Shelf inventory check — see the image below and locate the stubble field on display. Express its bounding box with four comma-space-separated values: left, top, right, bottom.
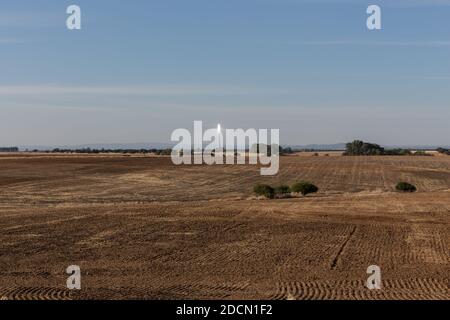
0, 153, 448, 300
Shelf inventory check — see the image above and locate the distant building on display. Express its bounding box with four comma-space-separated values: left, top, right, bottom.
0, 147, 19, 152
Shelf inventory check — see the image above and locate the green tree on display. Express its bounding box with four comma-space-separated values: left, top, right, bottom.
291, 182, 319, 196
344, 140, 384, 155
395, 182, 417, 192
274, 185, 291, 195
253, 184, 275, 199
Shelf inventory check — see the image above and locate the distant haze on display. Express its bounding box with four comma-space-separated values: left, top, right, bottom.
16, 142, 450, 152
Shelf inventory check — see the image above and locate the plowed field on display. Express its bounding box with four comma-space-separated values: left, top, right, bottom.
0, 154, 448, 300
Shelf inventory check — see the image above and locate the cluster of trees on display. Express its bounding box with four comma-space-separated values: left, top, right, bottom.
255, 180, 416, 199
344, 140, 431, 156
344, 140, 385, 155
280, 146, 295, 154
254, 181, 319, 199
0, 147, 19, 152
437, 148, 450, 155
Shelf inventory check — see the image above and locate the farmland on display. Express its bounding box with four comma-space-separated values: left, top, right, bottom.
0, 154, 449, 300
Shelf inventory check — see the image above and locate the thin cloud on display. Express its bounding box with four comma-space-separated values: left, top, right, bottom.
409, 75, 450, 80
0, 85, 289, 96
288, 40, 450, 46
265, 0, 450, 7
0, 12, 60, 28
378, 0, 450, 7
0, 38, 24, 44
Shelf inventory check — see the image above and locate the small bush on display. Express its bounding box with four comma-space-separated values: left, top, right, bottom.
291, 181, 319, 196
274, 185, 291, 195
253, 184, 275, 199
395, 182, 417, 192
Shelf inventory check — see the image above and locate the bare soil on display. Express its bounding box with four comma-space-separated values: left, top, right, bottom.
0, 154, 448, 300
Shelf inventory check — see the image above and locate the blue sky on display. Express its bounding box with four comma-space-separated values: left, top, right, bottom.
1, 0, 449, 146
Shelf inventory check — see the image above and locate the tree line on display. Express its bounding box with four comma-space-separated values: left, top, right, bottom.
437, 148, 450, 155
33, 148, 173, 155
343, 140, 433, 156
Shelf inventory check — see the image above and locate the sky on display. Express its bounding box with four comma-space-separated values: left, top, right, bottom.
0, 0, 449, 147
